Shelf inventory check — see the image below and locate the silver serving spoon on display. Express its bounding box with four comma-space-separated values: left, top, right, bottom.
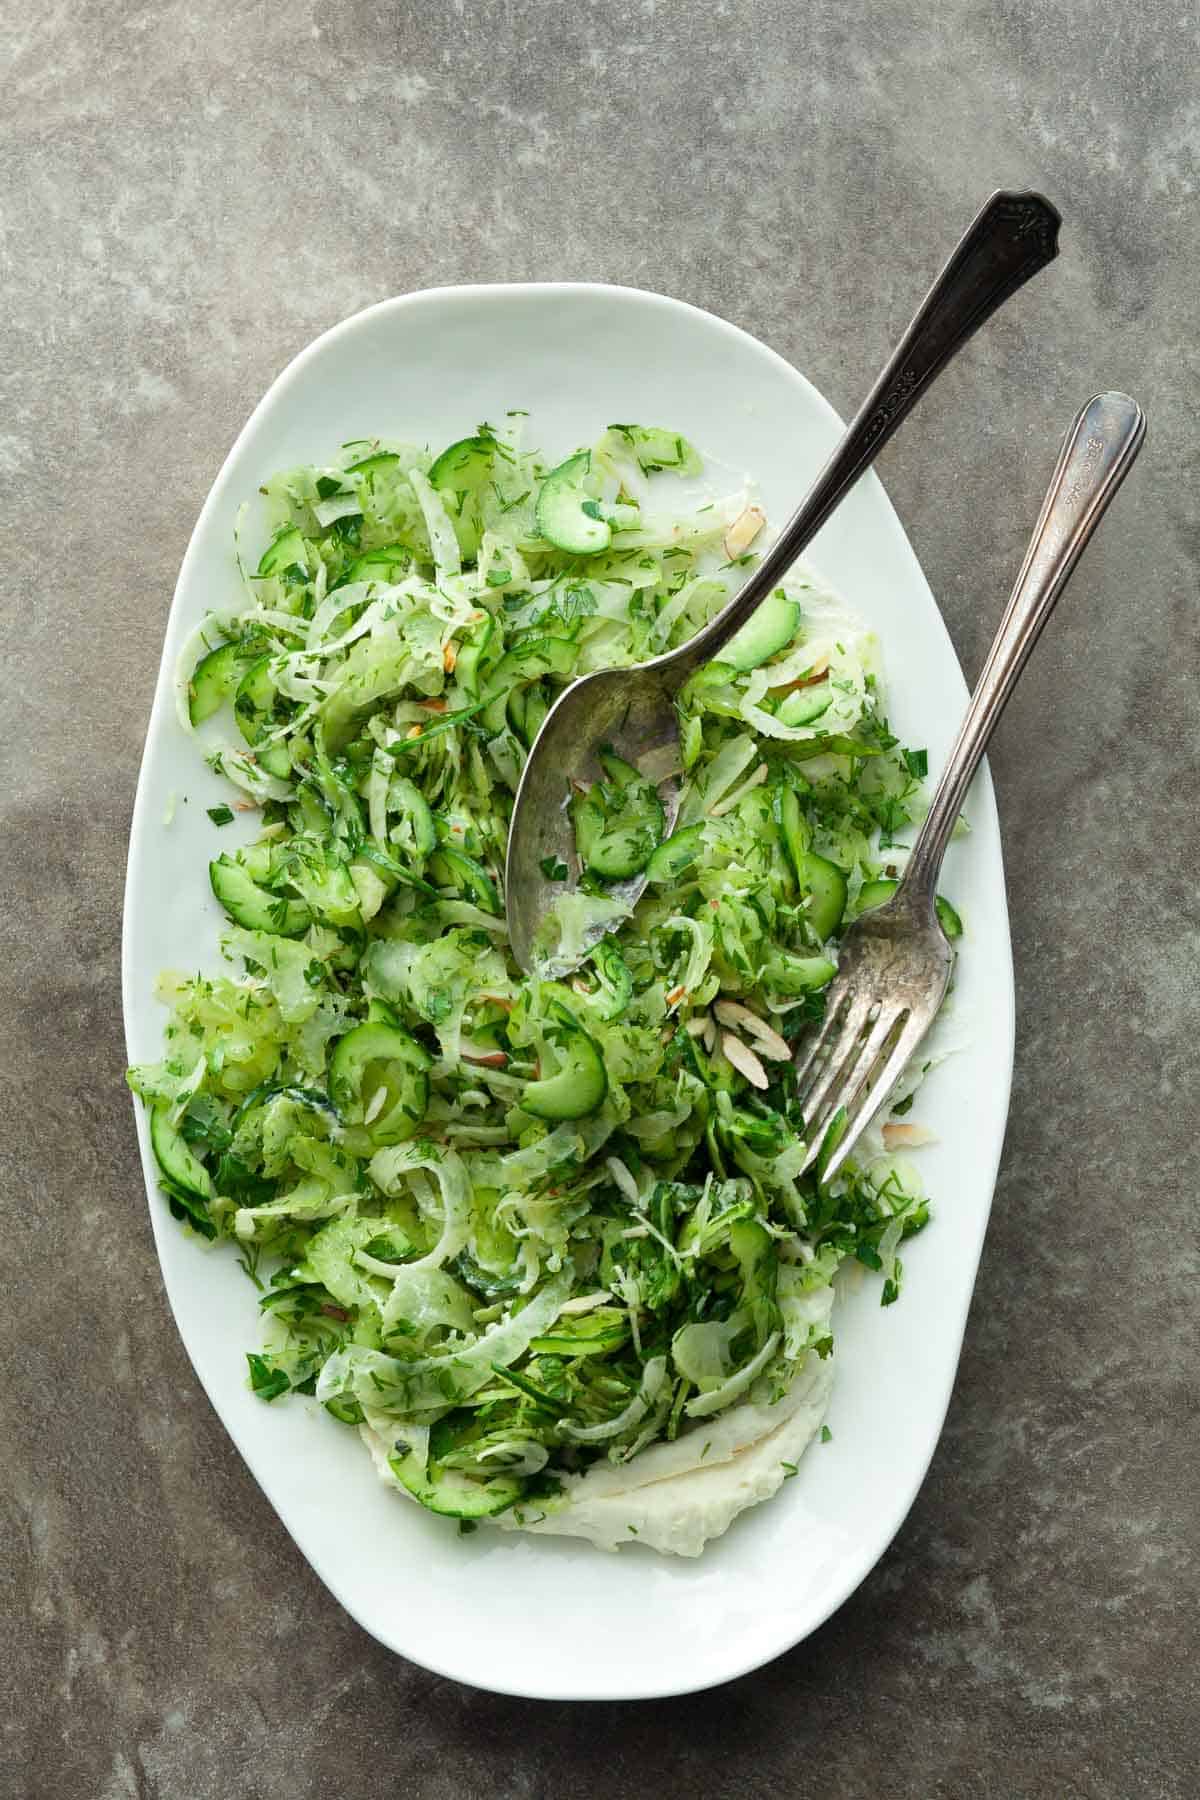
505, 190, 1061, 971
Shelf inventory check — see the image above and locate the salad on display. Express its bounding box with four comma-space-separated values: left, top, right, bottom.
128, 416, 959, 1556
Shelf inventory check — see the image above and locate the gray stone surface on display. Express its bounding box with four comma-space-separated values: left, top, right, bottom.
2, 0, 1196, 1793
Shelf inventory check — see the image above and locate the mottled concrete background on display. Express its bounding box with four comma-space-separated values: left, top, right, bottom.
2, 1, 1196, 1795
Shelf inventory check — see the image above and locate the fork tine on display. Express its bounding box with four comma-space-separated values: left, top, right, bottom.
791, 978, 852, 1089
820, 1008, 934, 1187
798, 1001, 905, 1175
794, 991, 875, 1131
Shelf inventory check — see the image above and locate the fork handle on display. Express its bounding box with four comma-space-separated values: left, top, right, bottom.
901, 390, 1146, 904
667, 189, 1061, 682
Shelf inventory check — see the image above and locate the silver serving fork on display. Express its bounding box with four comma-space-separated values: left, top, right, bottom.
794, 390, 1145, 1185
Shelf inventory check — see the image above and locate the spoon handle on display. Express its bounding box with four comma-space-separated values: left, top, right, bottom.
901, 390, 1146, 900
667, 189, 1061, 681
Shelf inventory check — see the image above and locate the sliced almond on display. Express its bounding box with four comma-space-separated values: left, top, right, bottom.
559, 1290, 613, 1316
882, 1121, 937, 1150
460, 1041, 508, 1068
443, 641, 458, 673
771, 653, 830, 693
685, 1014, 710, 1038
406, 724, 424, 739
701, 1017, 717, 1052
665, 984, 688, 1008
605, 1156, 641, 1205
713, 999, 791, 1062
721, 1031, 769, 1090
709, 762, 769, 817
420, 697, 448, 713
723, 504, 766, 560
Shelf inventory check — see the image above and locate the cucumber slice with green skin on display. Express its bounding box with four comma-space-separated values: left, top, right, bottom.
529, 1306, 631, 1356
427, 845, 501, 914
256, 525, 306, 578
346, 451, 401, 476
520, 684, 550, 748
645, 823, 704, 884
569, 791, 605, 868
342, 542, 410, 585
729, 1217, 778, 1341
764, 950, 838, 993
523, 1010, 608, 1120
776, 681, 833, 728
775, 784, 810, 884
209, 855, 312, 936
329, 1022, 431, 1144
388, 775, 436, 859
722, 588, 802, 672
574, 747, 665, 880
586, 816, 663, 879
535, 452, 611, 556
856, 878, 963, 939
481, 636, 579, 732
150, 1102, 214, 1201
281, 844, 362, 929
388, 1444, 523, 1519
189, 642, 254, 726
682, 660, 739, 697
588, 937, 633, 1018
234, 655, 292, 779
596, 747, 643, 788
454, 615, 495, 696
428, 435, 497, 561
505, 686, 526, 742
800, 851, 848, 941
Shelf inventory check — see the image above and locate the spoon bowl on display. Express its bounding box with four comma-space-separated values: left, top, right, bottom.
504, 659, 683, 971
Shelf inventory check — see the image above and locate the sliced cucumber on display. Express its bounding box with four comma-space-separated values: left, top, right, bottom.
342, 542, 410, 585
346, 450, 401, 476
427, 435, 497, 561
454, 615, 495, 696
800, 851, 848, 941
587, 817, 663, 879
519, 684, 550, 748
535, 452, 611, 556
856, 878, 963, 939
209, 854, 311, 936
388, 1443, 522, 1519
280, 843, 362, 929
569, 790, 605, 868
574, 751, 665, 880
595, 747, 640, 788
775, 784, 810, 883
523, 1010, 608, 1120
234, 655, 291, 779
776, 681, 833, 727
366, 998, 401, 1025
481, 636, 579, 733
388, 775, 436, 860
329, 1022, 431, 1144
149, 1102, 214, 1201
256, 525, 306, 578
529, 1306, 630, 1356
723, 588, 802, 672
645, 823, 704, 884
604, 423, 702, 476
763, 950, 838, 993
427, 845, 501, 914
588, 938, 633, 1018
189, 642, 253, 726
